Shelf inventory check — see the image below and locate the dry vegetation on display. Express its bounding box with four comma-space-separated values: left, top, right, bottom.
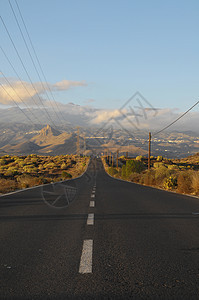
102, 153, 199, 197
0, 154, 89, 194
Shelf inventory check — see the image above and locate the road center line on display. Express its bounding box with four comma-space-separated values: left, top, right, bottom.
90, 201, 95, 207
79, 240, 93, 274
91, 194, 95, 198
87, 213, 94, 225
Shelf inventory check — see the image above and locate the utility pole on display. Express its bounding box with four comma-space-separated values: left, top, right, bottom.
116, 150, 119, 168
148, 132, 151, 170
83, 134, 86, 155
112, 153, 114, 167
126, 151, 128, 159
76, 126, 80, 156
109, 152, 112, 165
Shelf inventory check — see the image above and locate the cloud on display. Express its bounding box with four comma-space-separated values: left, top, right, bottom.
90, 109, 122, 124
0, 77, 87, 105
0, 80, 37, 105
88, 106, 199, 133
53, 80, 87, 91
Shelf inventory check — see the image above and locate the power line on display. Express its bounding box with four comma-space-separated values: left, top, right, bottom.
0, 45, 43, 110
0, 83, 36, 125
0, 45, 47, 124
153, 100, 199, 136
8, 0, 61, 124
0, 69, 42, 125
0, 15, 57, 127
14, 0, 66, 124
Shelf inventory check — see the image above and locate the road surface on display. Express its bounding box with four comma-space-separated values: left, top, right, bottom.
1, 158, 199, 299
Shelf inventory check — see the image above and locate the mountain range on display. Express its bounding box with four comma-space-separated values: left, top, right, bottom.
0, 122, 198, 158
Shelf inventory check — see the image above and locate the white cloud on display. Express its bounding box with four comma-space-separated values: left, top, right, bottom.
53, 79, 87, 91
0, 78, 87, 105
88, 106, 199, 133
90, 109, 122, 124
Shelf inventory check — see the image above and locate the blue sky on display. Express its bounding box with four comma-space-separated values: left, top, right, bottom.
0, 0, 199, 112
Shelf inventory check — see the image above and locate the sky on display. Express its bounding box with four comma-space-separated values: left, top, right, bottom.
0, 0, 199, 115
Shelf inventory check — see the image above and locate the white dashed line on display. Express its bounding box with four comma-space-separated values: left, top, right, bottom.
79, 240, 93, 274
87, 213, 94, 225
91, 194, 95, 198
90, 201, 95, 207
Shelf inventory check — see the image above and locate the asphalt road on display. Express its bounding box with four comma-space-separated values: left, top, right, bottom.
1, 158, 199, 299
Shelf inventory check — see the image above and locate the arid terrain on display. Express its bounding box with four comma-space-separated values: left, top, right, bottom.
0, 154, 89, 194
0, 122, 199, 158
102, 153, 199, 196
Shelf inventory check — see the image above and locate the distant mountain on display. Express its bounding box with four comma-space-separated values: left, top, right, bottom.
31, 124, 75, 151
39, 124, 61, 137
0, 122, 198, 158
1, 141, 41, 155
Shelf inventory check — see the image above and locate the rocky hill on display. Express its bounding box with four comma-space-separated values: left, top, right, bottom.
0, 122, 198, 158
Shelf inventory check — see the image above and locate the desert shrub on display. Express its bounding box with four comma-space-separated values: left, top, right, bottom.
191, 171, 199, 195
30, 158, 39, 165
179, 165, 187, 170
129, 172, 142, 183
44, 162, 56, 169
0, 178, 17, 193
114, 168, 122, 178
0, 159, 7, 166
23, 165, 38, 173
163, 176, 177, 190
4, 167, 19, 176
53, 177, 63, 182
140, 170, 155, 186
38, 164, 44, 170
61, 163, 68, 170
28, 154, 38, 158
18, 161, 26, 168
2, 155, 10, 159
126, 160, 144, 174
154, 166, 170, 185
61, 171, 72, 179
108, 167, 118, 176
136, 155, 143, 161
157, 156, 163, 161
167, 165, 179, 170
121, 160, 144, 179
153, 162, 164, 168
177, 171, 193, 194
121, 165, 127, 179
41, 178, 48, 184
17, 175, 42, 189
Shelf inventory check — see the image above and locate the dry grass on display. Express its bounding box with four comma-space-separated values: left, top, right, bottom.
0, 178, 17, 193
191, 171, 199, 195
0, 155, 89, 194
177, 171, 193, 194
17, 175, 43, 189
